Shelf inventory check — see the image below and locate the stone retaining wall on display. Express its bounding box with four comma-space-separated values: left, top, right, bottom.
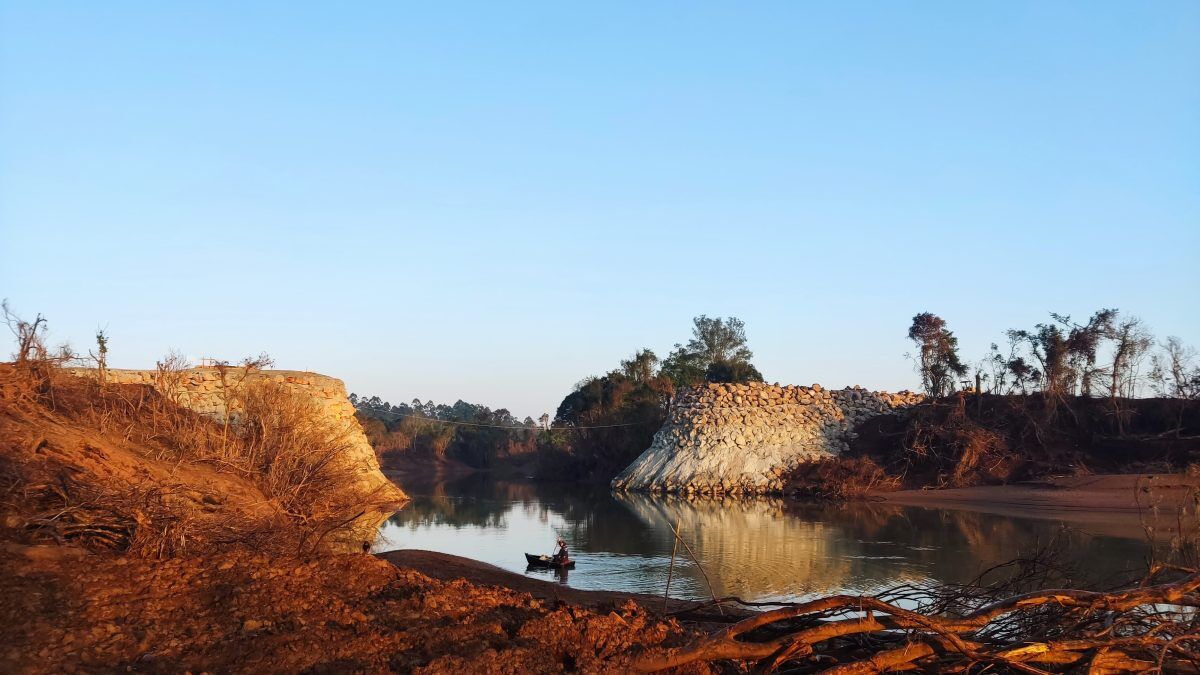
611, 381, 923, 495
68, 366, 406, 505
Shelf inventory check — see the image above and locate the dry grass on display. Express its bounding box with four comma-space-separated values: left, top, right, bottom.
0, 454, 282, 557
1, 359, 382, 558
785, 456, 900, 501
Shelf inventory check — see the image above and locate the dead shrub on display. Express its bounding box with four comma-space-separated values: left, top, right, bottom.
0, 451, 282, 558
236, 382, 366, 520
787, 456, 899, 501
904, 395, 1019, 487
1, 302, 77, 409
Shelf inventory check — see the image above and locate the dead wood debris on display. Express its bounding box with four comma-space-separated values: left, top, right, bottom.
633, 565, 1200, 673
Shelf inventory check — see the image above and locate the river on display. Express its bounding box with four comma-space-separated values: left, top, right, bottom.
374, 473, 1158, 604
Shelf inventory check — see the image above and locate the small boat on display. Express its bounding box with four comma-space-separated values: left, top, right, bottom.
525, 553, 576, 569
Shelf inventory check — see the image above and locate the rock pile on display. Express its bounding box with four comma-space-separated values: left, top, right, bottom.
611, 381, 924, 495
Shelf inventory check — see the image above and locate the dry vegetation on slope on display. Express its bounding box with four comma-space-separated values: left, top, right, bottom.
0, 360, 397, 556
788, 393, 1200, 500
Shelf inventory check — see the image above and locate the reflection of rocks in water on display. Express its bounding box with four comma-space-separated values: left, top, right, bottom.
374, 477, 1158, 602
616, 494, 1152, 600
793, 501, 1151, 588
614, 493, 904, 600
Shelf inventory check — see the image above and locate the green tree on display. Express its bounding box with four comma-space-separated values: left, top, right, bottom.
659, 344, 706, 388
705, 359, 763, 383
661, 315, 762, 386
1007, 309, 1117, 398
549, 367, 674, 481
620, 349, 659, 383
907, 312, 967, 397
687, 315, 754, 365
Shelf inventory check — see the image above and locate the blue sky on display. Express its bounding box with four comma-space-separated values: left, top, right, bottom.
2, 2, 1197, 417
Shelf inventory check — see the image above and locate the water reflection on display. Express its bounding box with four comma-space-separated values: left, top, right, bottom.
376, 474, 1155, 603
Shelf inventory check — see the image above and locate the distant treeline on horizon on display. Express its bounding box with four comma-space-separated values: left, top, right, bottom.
351, 311, 1199, 481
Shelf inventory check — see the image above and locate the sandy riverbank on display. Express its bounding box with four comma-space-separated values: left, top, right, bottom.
875, 473, 1199, 511
872, 473, 1199, 538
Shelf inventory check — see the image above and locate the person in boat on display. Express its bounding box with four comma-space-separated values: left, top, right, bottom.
551, 538, 570, 564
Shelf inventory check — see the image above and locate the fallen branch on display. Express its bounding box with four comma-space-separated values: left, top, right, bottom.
630, 569, 1200, 673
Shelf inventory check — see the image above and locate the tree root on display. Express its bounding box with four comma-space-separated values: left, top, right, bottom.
631, 569, 1200, 673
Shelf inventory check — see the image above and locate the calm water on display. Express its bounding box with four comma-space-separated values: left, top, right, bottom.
374, 473, 1156, 603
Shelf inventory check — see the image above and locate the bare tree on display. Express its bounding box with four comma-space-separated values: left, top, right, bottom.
154, 349, 192, 405
1150, 337, 1200, 437
1101, 317, 1153, 434
90, 329, 110, 386
1008, 309, 1116, 400
1151, 337, 1200, 399
212, 353, 274, 455
1107, 316, 1154, 399
982, 344, 1001, 394
2, 299, 48, 365
1057, 309, 1117, 397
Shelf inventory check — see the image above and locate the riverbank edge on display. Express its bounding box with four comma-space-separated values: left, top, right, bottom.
378, 549, 750, 624
610, 472, 1196, 507
870, 473, 1199, 511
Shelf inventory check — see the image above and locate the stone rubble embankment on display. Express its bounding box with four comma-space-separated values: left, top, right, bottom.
611, 381, 924, 495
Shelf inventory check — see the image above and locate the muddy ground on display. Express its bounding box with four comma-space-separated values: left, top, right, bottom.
0, 543, 722, 674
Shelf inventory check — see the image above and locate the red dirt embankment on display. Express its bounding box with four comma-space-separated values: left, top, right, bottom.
0, 364, 715, 673
0, 544, 712, 674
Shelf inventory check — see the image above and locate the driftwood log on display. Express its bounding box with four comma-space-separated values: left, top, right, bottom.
632, 567, 1200, 673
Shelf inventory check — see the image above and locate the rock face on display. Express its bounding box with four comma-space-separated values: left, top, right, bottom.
68, 367, 406, 505
611, 381, 923, 495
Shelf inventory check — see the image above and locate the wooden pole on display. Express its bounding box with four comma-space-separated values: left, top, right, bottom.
664, 519, 680, 612
976, 371, 983, 416
667, 521, 724, 615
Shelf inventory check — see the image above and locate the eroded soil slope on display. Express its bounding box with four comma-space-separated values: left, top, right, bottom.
0, 546, 710, 674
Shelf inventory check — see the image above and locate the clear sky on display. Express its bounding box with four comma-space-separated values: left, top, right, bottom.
2, 2, 1198, 418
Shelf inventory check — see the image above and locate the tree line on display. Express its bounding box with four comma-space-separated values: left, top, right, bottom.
353, 315, 764, 479
348, 395, 542, 468
353, 309, 1199, 479
908, 309, 1199, 402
